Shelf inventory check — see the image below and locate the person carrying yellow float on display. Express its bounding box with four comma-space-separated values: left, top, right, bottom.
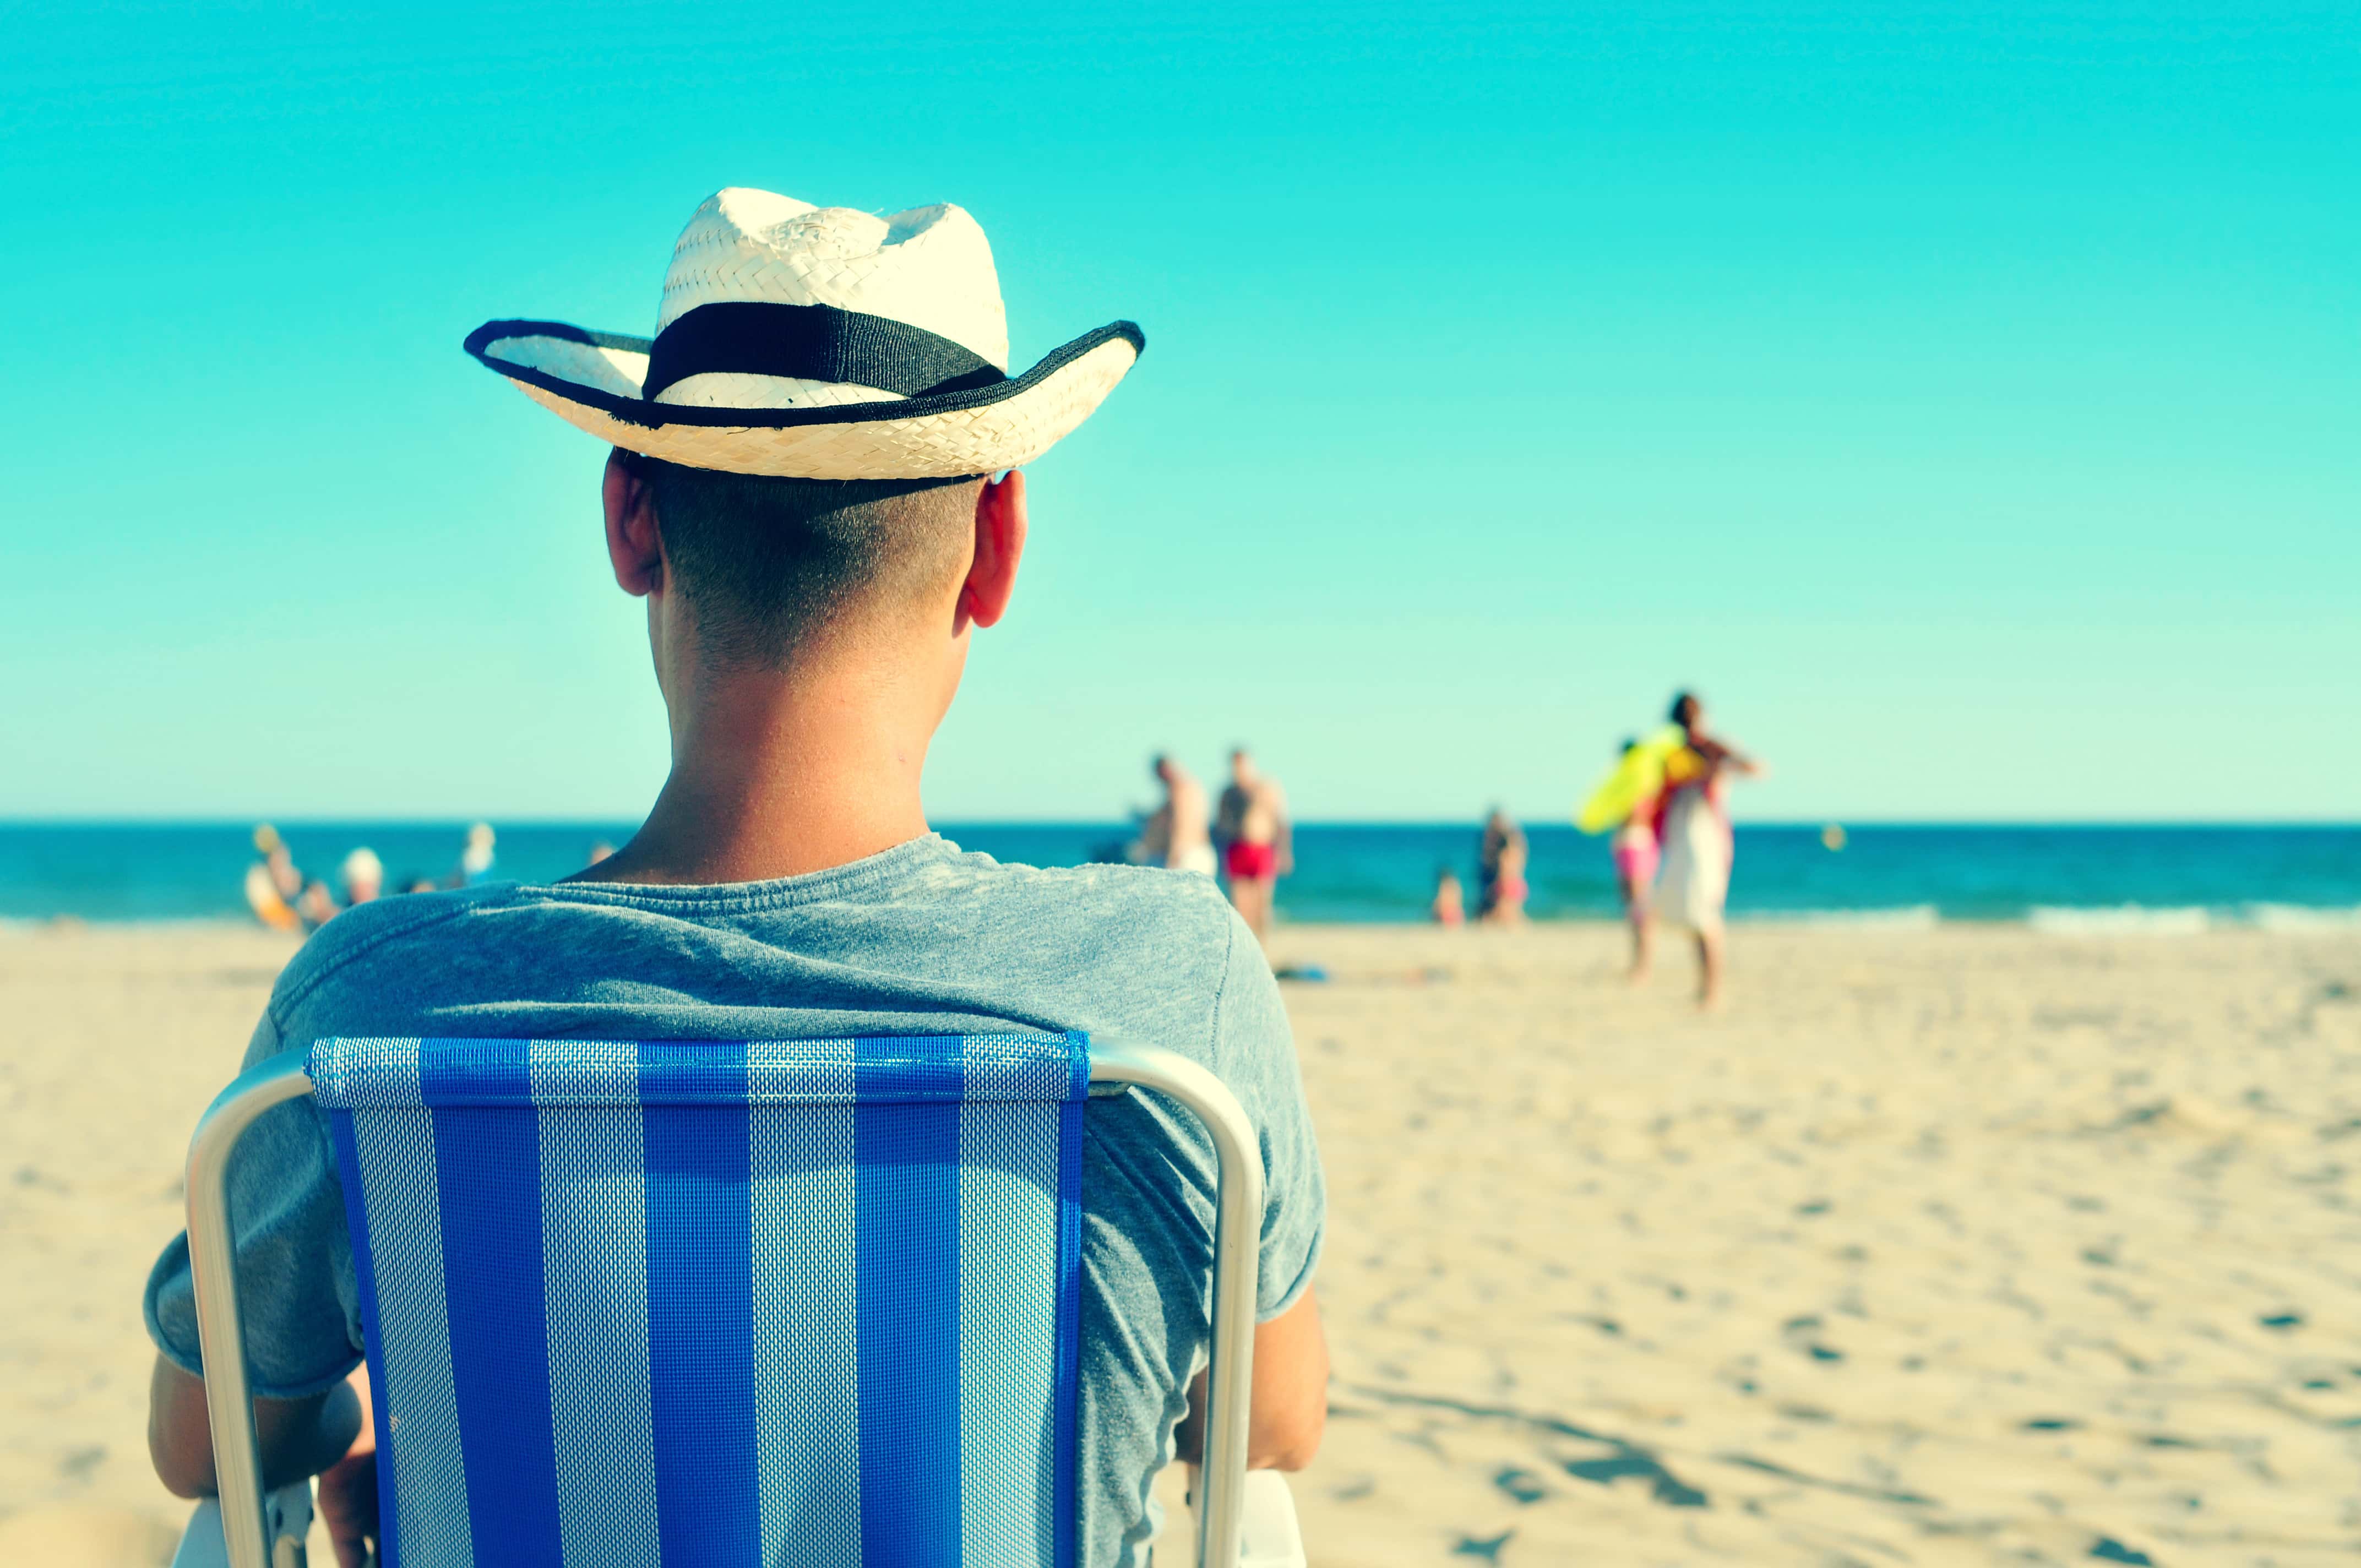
1576, 725, 1685, 981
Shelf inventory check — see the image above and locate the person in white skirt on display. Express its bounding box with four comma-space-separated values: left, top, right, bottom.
1655, 691, 1764, 1008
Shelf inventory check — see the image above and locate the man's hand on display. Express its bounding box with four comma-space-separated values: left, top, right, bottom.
314, 1368, 378, 1568
1176, 1286, 1329, 1472
148, 1355, 373, 1556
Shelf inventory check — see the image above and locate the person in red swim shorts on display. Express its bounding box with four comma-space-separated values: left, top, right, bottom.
1215, 747, 1292, 942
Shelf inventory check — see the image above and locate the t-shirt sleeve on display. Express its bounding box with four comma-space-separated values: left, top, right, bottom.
143, 1009, 363, 1399
1209, 914, 1326, 1320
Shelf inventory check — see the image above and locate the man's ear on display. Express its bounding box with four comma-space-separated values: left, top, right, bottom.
958, 469, 1028, 632
602, 449, 665, 597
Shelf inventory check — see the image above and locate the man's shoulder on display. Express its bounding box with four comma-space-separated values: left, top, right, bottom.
922, 849, 1244, 960
261, 845, 1245, 1033
264, 883, 514, 1020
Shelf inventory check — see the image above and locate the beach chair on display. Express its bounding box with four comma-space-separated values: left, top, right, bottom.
175, 1032, 1304, 1568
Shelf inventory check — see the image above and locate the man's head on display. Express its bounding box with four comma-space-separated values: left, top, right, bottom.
613, 454, 977, 667
1230, 748, 1255, 785
602, 450, 1028, 708
1153, 753, 1175, 784
1669, 690, 1703, 731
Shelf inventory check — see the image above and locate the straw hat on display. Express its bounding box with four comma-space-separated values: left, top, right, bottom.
464, 188, 1143, 480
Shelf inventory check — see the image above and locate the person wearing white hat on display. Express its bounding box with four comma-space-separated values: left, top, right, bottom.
144, 189, 1328, 1568
463, 187, 1144, 480
336, 847, 382, 907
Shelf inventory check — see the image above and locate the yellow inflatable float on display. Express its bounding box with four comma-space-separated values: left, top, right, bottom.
1575, 724, 1688, 834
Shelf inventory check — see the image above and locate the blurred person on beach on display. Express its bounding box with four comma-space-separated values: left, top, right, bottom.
292, 877, 338, 931
586, 839, 617, 866
142, 187, 1324, 1568
449, 821, 497, 887
1477, 809, 1528, 925
291, 848, 386, 930
1216, 747, 1292, 941
1657, 690, 1764, 1008
1431, 866, 1466, 926
253, 825, 301, 900
1610, 737, 1662, 980
243, 865, 301, 932
338, 848, 383, 908
1136, 753, 1216, 874
242, 825, 304, 932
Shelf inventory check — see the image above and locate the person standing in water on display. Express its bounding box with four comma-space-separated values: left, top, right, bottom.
1655, 691, 1764, 1008
1139, 753, 1217, 875
1609, 738, 1661, 981
1216, 747, 1292, 941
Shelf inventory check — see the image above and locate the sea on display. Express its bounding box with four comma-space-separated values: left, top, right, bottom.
2, 822, 2357, 930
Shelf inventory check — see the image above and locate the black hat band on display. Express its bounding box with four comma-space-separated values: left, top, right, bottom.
641, 301, 1008, 403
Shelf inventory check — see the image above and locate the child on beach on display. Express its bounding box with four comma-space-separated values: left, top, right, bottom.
1432, 866, 1466, 925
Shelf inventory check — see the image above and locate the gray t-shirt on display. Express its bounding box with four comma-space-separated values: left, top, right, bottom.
144, 834, 1323, 1568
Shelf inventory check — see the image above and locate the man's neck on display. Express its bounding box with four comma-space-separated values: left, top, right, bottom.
587, 663, 938, 886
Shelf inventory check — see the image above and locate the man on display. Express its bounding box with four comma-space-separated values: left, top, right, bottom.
1138, 752, 1216, 874
142, 188, 1326, 1568
1215, 748, 1292, 941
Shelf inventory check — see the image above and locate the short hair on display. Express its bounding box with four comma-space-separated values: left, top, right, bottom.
1668, 690, 1701, 726
636, 456, 981, 669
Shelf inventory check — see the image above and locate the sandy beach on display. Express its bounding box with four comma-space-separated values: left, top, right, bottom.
3, 919, 2356, 1565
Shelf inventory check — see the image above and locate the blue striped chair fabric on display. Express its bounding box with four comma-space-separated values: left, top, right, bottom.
309, 1033, 1090, 1568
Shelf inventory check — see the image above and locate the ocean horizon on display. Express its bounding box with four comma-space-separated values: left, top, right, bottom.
3, 820, 2356, 929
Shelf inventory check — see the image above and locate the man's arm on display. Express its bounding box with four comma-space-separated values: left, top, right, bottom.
153, 1358, 382, 1568
1174, 1286, 1329, 1472
147, 1355, 363, 1499
1695, 735, 1765, 777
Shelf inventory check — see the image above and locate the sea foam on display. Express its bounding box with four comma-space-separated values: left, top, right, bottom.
2027, 905, 2211, 935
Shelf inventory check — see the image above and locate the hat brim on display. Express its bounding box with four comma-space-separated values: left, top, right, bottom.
464, 318, 1143, 480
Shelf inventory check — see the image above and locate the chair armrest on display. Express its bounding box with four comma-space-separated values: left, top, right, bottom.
1238, 1472, 1307, 1568
172, 1483, 317, 1568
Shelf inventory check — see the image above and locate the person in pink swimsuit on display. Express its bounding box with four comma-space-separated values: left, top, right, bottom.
1431, 866, 1467, 926
1478, 809, 1528, 925
1608, 738, 1661, 979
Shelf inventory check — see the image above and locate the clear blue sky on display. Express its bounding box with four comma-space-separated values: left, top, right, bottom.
4, 3, 2353, 823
